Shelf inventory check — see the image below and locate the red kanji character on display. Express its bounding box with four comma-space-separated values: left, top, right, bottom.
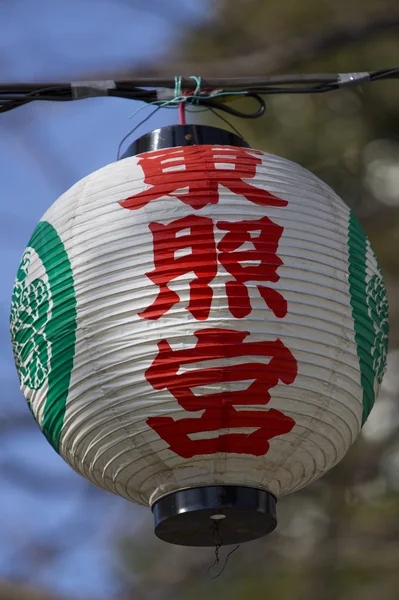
139, 215, 217, 320
141, 215, 287, 321
146, 328, 297, 457
119, 146, 288, 211
217, 217, 287, 319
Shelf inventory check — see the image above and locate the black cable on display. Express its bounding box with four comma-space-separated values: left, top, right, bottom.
0, 75, 338, 91
116, 105, 162, 160
209, 107, 247, 139
0, 85, 76, 113
184, 106, 211, 113
197, 93, 266, 118
0, 83, 156, 113
370, 68, 399, 81
0, 70, 399, 116
0, 71, 398, 93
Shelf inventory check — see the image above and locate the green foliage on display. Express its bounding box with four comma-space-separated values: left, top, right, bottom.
10, 249, 50, 391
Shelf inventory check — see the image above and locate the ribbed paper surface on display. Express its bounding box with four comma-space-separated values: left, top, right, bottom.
10, 146, 388, 506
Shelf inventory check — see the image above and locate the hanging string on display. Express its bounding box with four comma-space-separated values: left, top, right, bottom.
207, 544, 241, 579
174, 76, 183, 99
210, 545, 241, 578
178, 94, 187, 125
207, 542, 222, 577
207, 521, 223, 577
179, 77, 202, 123
116, 105, 162, 159
117, 74, 258, 157
207, 521, 241, 579
189, 76, 202, 104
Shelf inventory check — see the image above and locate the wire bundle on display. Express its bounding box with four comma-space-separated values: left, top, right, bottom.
0, 69, 398, 115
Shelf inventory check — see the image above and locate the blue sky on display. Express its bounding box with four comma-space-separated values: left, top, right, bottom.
0, 1, 207, 597
1, 4, 398, 598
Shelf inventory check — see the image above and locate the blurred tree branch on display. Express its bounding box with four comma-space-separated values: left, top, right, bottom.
114, 0, 204, 26
0, 579, 72, 600
111, 9, 399, 77
0, 579, 124, 600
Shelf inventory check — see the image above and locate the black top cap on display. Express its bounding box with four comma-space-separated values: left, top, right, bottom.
121, 124, 250, 158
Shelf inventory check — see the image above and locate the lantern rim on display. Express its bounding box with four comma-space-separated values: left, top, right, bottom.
152, 485, 277, 547
120, 123, 250, 158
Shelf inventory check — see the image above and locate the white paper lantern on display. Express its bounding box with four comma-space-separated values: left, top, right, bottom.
10, 132, 389, 545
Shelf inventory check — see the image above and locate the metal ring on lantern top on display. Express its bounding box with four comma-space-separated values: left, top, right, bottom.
121, 124, 250, 158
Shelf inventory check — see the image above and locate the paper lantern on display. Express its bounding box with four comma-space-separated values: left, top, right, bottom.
10, 125, 389, 546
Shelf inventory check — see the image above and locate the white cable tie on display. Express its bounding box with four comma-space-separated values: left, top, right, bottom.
156, 88, 176, 101
338, 72, 370, 87
71, 80, 116, 99
209, 89, 224, 97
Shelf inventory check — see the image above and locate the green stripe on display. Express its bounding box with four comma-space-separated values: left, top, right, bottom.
347, 212, 383, 425
25, 221, 77, 451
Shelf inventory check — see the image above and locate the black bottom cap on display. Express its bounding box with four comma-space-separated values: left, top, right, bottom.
152, 485, 277, 547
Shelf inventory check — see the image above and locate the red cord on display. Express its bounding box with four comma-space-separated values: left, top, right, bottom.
178, 98, 186, 125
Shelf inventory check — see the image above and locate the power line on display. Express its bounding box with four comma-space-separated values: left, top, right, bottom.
0, 70, 397, 116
